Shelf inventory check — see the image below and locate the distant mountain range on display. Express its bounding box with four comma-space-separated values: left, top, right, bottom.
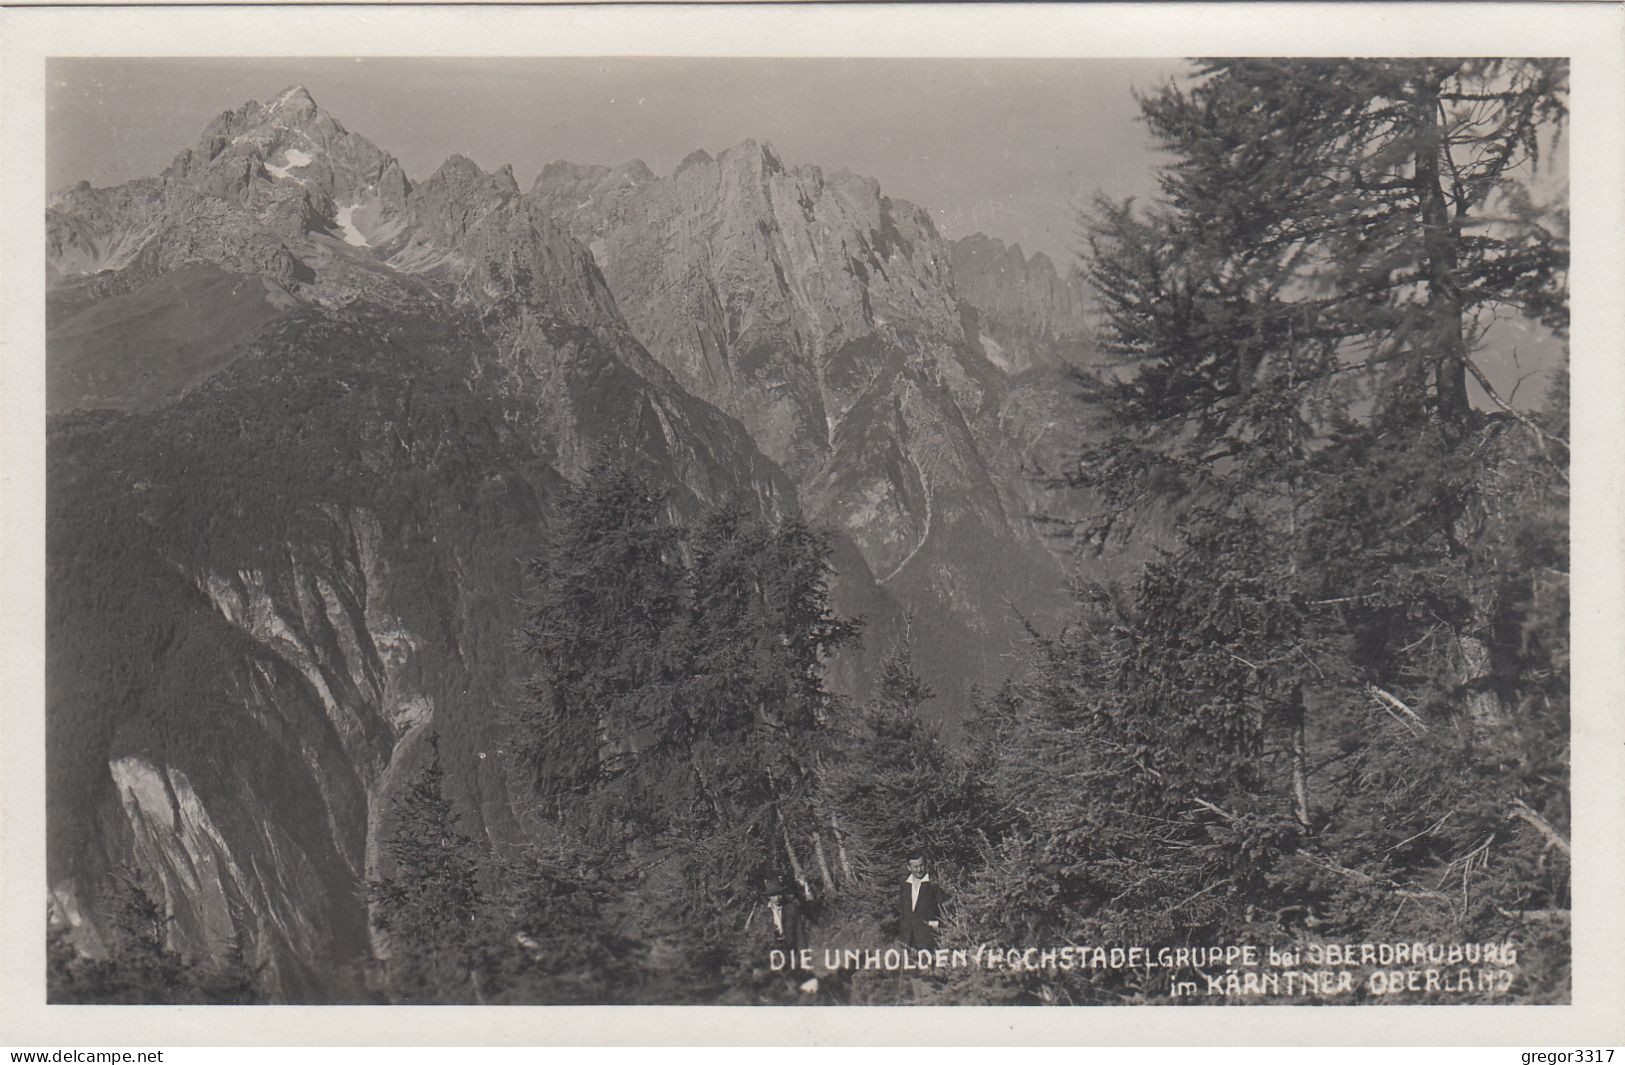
45, 86, 1102, 999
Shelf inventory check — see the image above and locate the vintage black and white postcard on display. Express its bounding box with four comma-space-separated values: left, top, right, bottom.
2, 1, 1621, 1047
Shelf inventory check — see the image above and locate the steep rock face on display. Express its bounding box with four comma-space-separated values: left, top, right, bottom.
166, 84, 412, 245
949, 232, 1091, 375
45, 88, 789, 514
46, 179, 169, 280
47, 306, 558, 999
530, 143, 1065, 712
47, 86, 411, 287
945, 233, 1113, 578
531, 143, 985, 478
376, 152, 790, 511
387, 156, 622, 334
46, 94, 908, 999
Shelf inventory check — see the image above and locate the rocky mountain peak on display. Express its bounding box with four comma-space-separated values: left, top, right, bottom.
354, 154, 618, 331
401, 154, 522, 246
527, 138, 982, 475
674, 148, 713, 175
267, 84, 320, 118
716, 137, 785, 177
522, 138, 1065, 704
949, 231, 1091, 374
432, 153, 487, 180
620, 159, 657, 185
493, 163, 520, 195
47, 179, 104, 216
195, 85, 346, 163
528, 159, 656, 207
136, 84, 407, 257
422, 156, 521, 204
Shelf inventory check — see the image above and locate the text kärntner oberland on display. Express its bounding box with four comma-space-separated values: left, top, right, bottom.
771, 942, 1519, 996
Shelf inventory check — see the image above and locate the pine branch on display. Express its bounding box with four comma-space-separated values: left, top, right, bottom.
1368, 684, 1428, 734
1508, 798, 1570, 855
1190, 797, 1240, 823
1461, 354, 1570, 481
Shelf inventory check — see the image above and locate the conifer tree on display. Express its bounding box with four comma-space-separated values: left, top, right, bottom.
370, 733, 487, 1003
474, 844, 645, 1004
1076, 57, 1569, 755
507, 465, 857, 995
512, 455, 689, 804
684, 505, 858, 866
47, 872, 184, 1003
47, 868, 261, 1003
817, 635, 984, 924
1088, 58, 1567, 447
945, 58, 1573, 1004
200, 928, 262, 1005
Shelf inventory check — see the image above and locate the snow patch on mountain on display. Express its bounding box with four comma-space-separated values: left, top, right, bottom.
978, 330, 1011, 372
335, 204, 370, 247
265, 148, 313, 183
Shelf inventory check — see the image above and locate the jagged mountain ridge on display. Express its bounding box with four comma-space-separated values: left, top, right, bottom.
529, 142, 1078, 710
47, 88, 799, 507
530, 145, 978, 479
49, 87, 402, 287
45, 87, 1092, 998
44, 87, 874, 1000
949, 231, 1092, 376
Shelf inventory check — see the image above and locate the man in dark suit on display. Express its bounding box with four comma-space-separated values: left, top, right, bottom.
762, 877, 809, 956
898, 854, 946, 949
762, 876, 817, 994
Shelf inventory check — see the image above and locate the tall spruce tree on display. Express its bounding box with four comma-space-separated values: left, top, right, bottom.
683, 504, 858, 887
369, 733, 488, 1003
945, 58, 1572, 1003
1089, 59, 1567, 446
512, 457, 689, 806
1077, 58, 1568, 747
817, 635, 986, 926
507, 464, 857, 995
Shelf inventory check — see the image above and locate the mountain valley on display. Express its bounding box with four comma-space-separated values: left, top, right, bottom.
44, 86, 1103, 999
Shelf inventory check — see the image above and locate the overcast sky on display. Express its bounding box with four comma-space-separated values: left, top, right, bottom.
48, 56, 1187, 266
